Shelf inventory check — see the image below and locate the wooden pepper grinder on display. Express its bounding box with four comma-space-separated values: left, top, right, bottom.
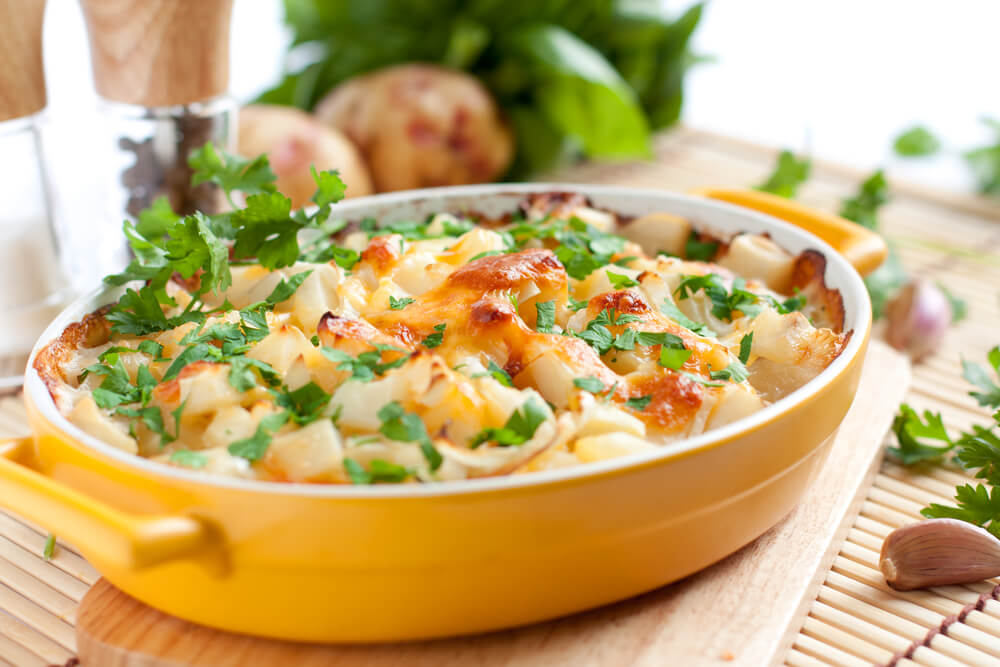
79, 0, 236, 219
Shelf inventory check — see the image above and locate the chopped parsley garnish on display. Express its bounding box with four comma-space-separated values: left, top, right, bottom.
104, 144, 351, 337
42, 534, 55, 561
228, 412, 290, 461
674, 274, 804, 322
169, 449, 209, 469
679, 372, 725, 388
470, 397, 548, 448
660, 299, 714, 337
573, 376, 606, 394
504, 215, 628, 280
709, 359, 749, 383
474, 359, 514, 387
659, 347, 692, 370
625, 395, 653, 411
739, 332, 753, 365
535, 300, 556, 333
423, 324, 446, 349
389, 296, 415, 310
272, 382, 332, 425
343, 457, 413, 484
321, 343, 410, 382
377, 402, 442, 471
574, 308, 642, 355
606, 271, 638, 289
568, 297, 589, 311
684, 232, 719, 261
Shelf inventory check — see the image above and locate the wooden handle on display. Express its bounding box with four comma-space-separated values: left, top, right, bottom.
79, 0, 234, 107
0, 0, 48, 122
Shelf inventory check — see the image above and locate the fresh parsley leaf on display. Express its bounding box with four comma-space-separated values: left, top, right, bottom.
612, 327, 637, 351
963, 347, 1000, 408
888, 404, 954, 464
377, 401, 441, 470
840, 170, 889, 231
272, 382, 332, 425
389, 296, 415, 310
423, 323, 446, 348
343, 457, 412, 484
568, 297, 589, 311
42, 534, 55, 561
953, 421, 1000, 487
636, 331, 684, 348
675, 274, 732, 320
116, 406, 169, 443
660, 299, 714, 337
189, 143, 277, 202
310, 167, 346, 208
477, 359, 514, 387
471, 397, 548, 448
894, 126, 941, 157
228, 412, 290, 461
625, 395, 652, 411
709, 359, 749, 383
264, 270, 313, 306
756, 150, 811, 198
320, 344, 410, 382
170, 449, 209, 469
739, 332, 753, 364
535, 300, 556, 333
135, 196, 179, 239
659, 347, 692, 370
684, 231, 719, 261
161, 343, 223, 381
227, 356, 281, 392
606, 270, 638, 289
573, 376, 606, 393
231, 192, 301, 269
137, 340, 167, 360
922, 483, 1000, 539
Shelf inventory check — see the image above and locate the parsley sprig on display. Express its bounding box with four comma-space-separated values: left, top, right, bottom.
104, 144, 350, 338
892, 347, 1000, 537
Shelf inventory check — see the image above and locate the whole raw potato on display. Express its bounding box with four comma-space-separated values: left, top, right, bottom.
315, 64, 514, 192
238, 104, 374, 208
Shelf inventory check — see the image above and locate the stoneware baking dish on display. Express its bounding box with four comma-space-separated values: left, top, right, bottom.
0, 184, 885, 642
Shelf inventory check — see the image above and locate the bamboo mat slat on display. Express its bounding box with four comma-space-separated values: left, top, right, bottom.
0, 128, 998, 665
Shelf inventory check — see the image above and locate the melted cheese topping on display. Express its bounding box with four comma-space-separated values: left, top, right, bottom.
46, 202, 848, 484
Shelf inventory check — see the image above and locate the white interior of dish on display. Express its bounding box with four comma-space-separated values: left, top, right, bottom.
24, 184, 871, 497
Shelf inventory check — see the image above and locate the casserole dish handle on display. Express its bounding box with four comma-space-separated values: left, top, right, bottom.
691, 188, 888, 276
0, 437, 222, 571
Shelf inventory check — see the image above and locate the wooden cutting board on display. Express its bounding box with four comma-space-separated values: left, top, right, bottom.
73, 341, 910, 667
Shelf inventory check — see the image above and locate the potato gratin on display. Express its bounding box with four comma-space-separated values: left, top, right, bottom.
37, 185, 848, 485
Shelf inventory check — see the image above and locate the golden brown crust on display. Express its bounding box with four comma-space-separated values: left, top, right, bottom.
32, 305, 113, 402
447, 248, 566, 293
790, 250, 846, 332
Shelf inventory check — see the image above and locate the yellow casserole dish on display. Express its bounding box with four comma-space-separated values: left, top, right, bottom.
0, 184, 884, 642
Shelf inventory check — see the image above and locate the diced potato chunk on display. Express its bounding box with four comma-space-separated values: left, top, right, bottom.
67, 396, 138, 454
574, 432, 658, 463
266, 419, 344, 482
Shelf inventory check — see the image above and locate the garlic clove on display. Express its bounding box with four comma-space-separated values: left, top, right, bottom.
884, 279, 953, 361
880, 518, 1000, 590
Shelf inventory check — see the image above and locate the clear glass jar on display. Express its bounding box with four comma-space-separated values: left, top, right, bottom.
0, 114, 72, 389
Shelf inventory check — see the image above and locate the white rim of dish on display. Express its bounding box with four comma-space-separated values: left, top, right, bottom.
24, 183, 872, 499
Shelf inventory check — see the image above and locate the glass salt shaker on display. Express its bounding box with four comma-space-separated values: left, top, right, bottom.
0, 0, 72, 390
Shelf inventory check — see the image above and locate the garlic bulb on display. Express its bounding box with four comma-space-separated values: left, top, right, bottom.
884, 279, 953, 361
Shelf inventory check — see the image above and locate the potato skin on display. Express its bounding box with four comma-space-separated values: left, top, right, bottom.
238, 104, 374, 208
314, 64, 513, 192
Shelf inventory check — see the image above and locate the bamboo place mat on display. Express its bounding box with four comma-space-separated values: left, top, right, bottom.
0, 127, 998, 666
